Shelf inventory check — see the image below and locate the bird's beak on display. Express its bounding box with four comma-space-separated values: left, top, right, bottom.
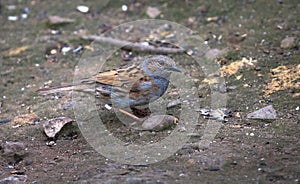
170, 66, 181, 72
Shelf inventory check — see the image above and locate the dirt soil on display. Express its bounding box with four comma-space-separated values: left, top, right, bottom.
0, 0, 299, 183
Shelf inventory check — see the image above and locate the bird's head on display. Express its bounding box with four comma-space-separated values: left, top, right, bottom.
142, 55, 181, 78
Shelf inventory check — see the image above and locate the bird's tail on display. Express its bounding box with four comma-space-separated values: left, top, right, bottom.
37, 84, 92, 95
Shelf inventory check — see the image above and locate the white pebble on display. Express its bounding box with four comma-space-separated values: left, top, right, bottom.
21, 13, 28, 19
61, 47, 71, 55
8, 16, 18, 21
141, 42, 149, 46
296, 106, 299, 111
77, 5, 89, 13
122, 5, 128, 11
105, 104, 112, 110
250, 132, 254, 136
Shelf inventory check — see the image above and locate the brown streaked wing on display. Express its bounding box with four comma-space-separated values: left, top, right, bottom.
129, 76, 159, 100
92, 64, 145, 87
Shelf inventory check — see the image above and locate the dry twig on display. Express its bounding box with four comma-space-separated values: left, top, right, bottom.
82, 35, 185, 54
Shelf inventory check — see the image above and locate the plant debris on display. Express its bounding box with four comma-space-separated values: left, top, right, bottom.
13, 113, 38, 126
5, 46, 29, 57
221, 57, 257, 76
264, 65, 300, 96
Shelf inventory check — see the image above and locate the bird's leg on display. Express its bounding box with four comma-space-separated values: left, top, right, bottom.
118, 108, 145, 122
104, 104, 145, 122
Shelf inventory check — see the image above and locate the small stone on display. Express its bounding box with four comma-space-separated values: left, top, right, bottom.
187, 159, 195, 165
8, 16, 18, 21
280, 37, 295, 49
43, 117, 73, 138
0, 175, 27, 183
77, 5, 89, 13
208, 166, 220, 171
121, 5, 128, 12
104, 104, 112, 110
146, 6, 161, 18
141, 115, 177, 131
3, 141, 26, 162
61, 46, 71, 55
46, 141, 56, 147
247, 105, 277, 119
205, 48, 226, 60
0, 119, 11, 124
25, 159, 33, 166
167, 99, 181, 108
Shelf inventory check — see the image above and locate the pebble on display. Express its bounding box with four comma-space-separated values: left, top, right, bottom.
61, 46, 71, 55
0, 119, 11, 124
280, 37, 295, 49
247, 105, 277, 119
167, 99, 181, 108
121, 5, 128, 12
141, 115, 177, 131
3, 141, 26, 162
146, 6, 161, 18
77, 5, 89, 13
0, 175, 27, 183
205, 48, 225, 60
62, 101, 73, 110
208, 166, 220, 171
8, 16, 18, 21
46, 141, 56, 147
43, 117, 73, 138
105, 104, 112, 110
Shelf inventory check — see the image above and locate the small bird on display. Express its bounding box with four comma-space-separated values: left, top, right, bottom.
38, 55, 180, 121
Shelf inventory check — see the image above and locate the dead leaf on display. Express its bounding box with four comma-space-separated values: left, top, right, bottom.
13, 113, 38, 126
6, 46, 29, 56
235, 74, 243, 80
221, 57, 257, 76
202, 77, 220, 84
292, 93, 300, 98
264, 65, 300, 95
